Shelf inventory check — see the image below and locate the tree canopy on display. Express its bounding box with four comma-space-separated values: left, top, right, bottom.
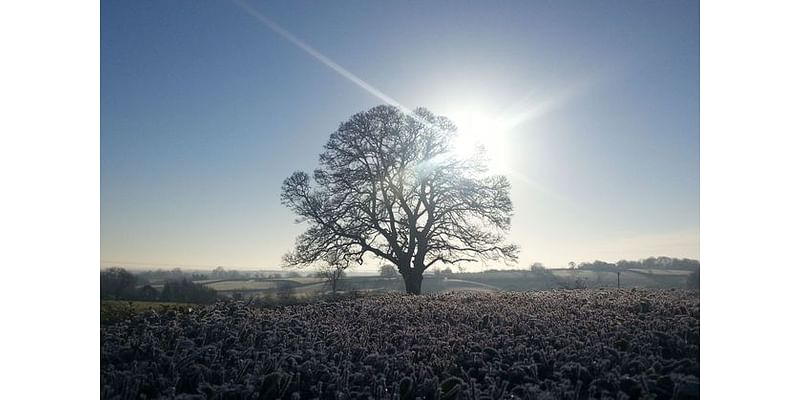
281, 105, 518, 294
100, 267, 138, 300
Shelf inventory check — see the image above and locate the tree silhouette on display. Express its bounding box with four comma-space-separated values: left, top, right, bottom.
281, 105, 518, 294
315, 246, 350, 297
100, 267, 138, 299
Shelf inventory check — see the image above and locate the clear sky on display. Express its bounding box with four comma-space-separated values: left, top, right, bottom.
101, 0, 699, 271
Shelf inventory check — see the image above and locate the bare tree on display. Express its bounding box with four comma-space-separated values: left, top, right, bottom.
314, 248, 350, 297
281, 105, 518, 294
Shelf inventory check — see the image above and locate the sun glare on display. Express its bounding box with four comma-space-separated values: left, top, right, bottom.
449, 109, 510, 173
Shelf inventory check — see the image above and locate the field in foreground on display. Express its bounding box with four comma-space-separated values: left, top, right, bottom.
101, 301, 198, 325
101, 289, 699, 400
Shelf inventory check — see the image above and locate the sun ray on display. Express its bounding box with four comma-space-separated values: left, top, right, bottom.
232, 1, 460, 134
235, 0, 579, 207
232, 0, 419, 115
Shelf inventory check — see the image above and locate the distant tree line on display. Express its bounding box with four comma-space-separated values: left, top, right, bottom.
100, 267, 141, 300
579, 257, 700, 271
210, 266, 245, 280
101, 267, 218, 304
452, 257, 700, 290
136, 268, 208, 285
212, 266, 304, 280
159, 278, 218, 304
568, 257, 700, 290
132, 266, 306, 284
422, 256, 699, 276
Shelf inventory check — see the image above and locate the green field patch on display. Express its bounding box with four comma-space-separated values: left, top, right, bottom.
100, 300, 197, 325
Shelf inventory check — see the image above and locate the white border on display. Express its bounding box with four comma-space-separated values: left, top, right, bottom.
0, 1, 99, 397
702, 0, 800, 397
3, 0, 800, 397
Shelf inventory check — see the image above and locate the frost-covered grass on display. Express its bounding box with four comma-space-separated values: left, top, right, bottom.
101, 289, 699, 399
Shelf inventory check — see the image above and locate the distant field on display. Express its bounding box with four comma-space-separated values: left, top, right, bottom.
628, 268, 694, 276
189, 269, 693, 299
284, 277, 327, 285
192, 279, 227, 285
203, 280, 280, 291
181, 278, 326, 295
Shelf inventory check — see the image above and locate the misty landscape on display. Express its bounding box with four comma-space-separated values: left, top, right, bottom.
100, 1, 700, 399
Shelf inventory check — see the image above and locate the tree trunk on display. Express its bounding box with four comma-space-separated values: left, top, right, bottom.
402, 270, 424, 295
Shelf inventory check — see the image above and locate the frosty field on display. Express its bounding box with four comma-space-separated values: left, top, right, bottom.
101, 289, 699, 399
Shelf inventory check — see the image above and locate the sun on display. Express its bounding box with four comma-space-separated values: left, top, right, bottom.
449, 109, 510, 173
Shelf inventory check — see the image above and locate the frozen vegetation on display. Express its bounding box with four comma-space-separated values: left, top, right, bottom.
101, 289, 699, 399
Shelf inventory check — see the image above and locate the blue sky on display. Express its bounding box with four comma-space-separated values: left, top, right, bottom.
101, 0, 699, 270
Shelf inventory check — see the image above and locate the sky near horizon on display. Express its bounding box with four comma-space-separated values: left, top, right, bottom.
101, 0, 699, 271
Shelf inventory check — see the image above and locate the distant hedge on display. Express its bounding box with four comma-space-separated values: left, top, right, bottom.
160, 278, 218, 304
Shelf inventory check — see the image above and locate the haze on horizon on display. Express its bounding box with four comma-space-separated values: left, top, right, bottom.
101, 1, 699, 271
